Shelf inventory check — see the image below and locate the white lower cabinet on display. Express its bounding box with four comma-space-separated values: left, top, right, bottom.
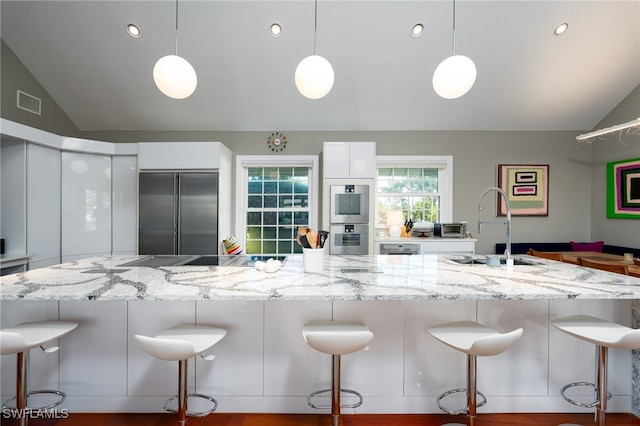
0, 299, 633, 414
59, 301, 128, 400
375, 238, 476, 255
196, 301, 264, 401
0, 301, 61, 396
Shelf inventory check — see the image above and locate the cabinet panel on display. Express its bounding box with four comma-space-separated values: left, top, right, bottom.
1, 301, 61, 396
60, 301, 128, 396
323, 142, 375, 179
127, 301, 196, 396
375, 239, 476, 254
420, 239, 475, 254
61, 152, 112, 260
0, 141, 26, 255
349, 141, 375, 178
264, 301, 331, 397
323, 142, 350, 178
138, 142, 221, 170
112, 156, 137, 254
27, 143, 61, 266
197, 301, 264, 396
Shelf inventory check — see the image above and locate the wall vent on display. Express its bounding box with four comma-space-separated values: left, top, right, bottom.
16, 90, 41, 115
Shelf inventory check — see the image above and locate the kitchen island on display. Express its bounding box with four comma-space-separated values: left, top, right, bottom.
1, 254, 639, 416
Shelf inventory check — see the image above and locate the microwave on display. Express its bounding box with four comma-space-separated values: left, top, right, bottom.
330, 185, 369, 224
440, 222, 467, 238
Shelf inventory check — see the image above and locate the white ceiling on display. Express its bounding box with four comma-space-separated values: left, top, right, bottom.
1, 1, 639, 132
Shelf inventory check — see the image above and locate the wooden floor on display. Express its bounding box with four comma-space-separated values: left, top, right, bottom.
2, 412, 640, 426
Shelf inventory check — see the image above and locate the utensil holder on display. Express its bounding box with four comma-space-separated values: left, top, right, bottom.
303, 248, 324, 273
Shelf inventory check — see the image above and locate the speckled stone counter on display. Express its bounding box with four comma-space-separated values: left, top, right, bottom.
1, 254, 639, 417
2, 254, 640, 301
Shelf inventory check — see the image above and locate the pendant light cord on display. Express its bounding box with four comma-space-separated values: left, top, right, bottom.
313, 0, 318, 55
452, 0, 456, 55
174, 0, 179, 56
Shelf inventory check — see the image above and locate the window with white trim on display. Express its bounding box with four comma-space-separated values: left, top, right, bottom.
375, 156, 453, 229
236, 156, 319, 255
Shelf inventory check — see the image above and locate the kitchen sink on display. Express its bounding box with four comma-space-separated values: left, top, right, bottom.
451, 257, 537, 266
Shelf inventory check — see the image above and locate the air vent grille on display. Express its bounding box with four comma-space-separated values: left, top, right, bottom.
17, 90, 41, 115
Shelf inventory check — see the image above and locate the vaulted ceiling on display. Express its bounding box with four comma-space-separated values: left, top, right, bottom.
2, 1, 639, 132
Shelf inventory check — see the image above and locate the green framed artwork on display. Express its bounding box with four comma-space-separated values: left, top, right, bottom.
607, 157, 640, 219
497, 164, 549, 216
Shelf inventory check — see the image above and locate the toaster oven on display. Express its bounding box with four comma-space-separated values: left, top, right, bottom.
440, 222, 468, 238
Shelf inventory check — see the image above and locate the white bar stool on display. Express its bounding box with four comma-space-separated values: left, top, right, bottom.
0, 321, 78, 426
551, 315, 640, 426
302, 320, 374, 426
428, 321, 523, 426
134, 325, 227, 426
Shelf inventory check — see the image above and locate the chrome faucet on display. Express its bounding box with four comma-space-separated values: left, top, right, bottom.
478, 187, 512, 261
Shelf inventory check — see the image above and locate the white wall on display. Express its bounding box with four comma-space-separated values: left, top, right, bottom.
590, 86, 640, 248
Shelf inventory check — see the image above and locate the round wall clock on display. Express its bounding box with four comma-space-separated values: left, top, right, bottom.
267, 132, 287, 152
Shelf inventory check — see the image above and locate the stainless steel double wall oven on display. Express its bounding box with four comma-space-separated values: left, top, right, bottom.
329, 184, 369, 255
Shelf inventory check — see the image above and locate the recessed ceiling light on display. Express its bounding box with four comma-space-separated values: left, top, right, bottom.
126, 23, 141, 38
269, 23, 283, 37
553, 22, 569, 37
411, 23, 424, 38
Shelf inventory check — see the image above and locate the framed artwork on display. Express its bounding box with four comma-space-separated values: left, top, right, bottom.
497, 164, 549, 216
607, 157, 640, 219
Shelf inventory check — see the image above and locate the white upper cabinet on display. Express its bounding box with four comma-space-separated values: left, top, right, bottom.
0, 140, 26, 255
61, 152, 112, 262
323, 142, 376, 179
27, 144, 61, 268
112, 156, 137, 254
1, 120, 139, 267
138, 142, 226, 170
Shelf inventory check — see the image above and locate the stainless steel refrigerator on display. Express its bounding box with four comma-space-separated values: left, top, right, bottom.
138, 172, 219, 255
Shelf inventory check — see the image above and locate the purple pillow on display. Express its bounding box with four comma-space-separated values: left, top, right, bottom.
570, 241, 604, 252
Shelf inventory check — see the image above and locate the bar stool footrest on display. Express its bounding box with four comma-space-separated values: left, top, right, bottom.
164, 393, 218, 417
560, 381, 612, 409
307, 388, 363, 410
436, 387, 486, 415
2, 390, 67, 411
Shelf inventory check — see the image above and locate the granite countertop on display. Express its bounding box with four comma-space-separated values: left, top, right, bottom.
1, 254, 640, 302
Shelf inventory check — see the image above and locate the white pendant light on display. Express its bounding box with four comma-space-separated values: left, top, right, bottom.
433, 54, 476, 99
433, 0, 476, 99
295, 0, 334, 99
295, 55, 334, 100
154, 55, 197, 99
154, 0, 197, 99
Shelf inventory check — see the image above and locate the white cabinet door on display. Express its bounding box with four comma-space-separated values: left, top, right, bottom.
323, 142, 376, 179
112, 156, 137, 254
27, 144, 61, 268
323, 142, 351, 178
420, 239, 476, 254
349, 141, 376, 178
138, 142, 223, 170
61, 152, 112, 261
0, 141, 26, 255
